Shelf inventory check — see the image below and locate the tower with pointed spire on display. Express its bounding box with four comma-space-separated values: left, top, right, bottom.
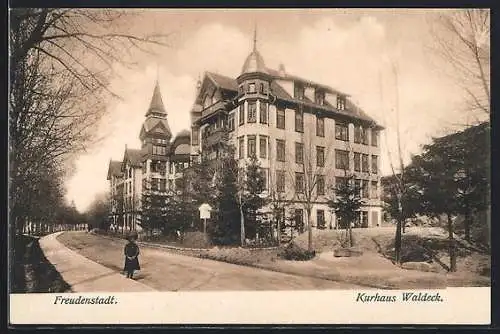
140, 79, 172, 155
106, 76, 191, 234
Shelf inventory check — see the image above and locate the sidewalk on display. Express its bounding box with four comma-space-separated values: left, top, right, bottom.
39, 232, 156, 292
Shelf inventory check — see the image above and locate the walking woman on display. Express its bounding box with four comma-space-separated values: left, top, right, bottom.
123, 231, 141, 279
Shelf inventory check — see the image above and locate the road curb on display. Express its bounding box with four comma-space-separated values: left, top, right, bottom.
46, 232, 157, 292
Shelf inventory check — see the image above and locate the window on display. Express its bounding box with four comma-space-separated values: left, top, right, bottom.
355, 126, 368, 144
316, 146, 325, 167
152, 178, 160, 191
354, 125, 361, 143
355, 179, 362, 197
239, 85, 244, 95
239, 104, 245, 125
316, 117, 325, 137
335, 123, 349, 141
294, 209, 304, 233
336, 176, 348, 189
294, 83, 305, 99
248, 102, 257, 123
295, 142, 304, 164
192, 127, 199, 145
362, 154, 369, 172
354, 152, 361, 172
337, 95, 346, 110
371, 129, 378, 147
295, 109, 304, 132
315, 89, 325, 105
248, 83, 256, 93
153, 145, 166, 155
372, 155, 378, 174
261, 168, 269, 191
276, 170, 285, 193
361, 179, 369, 198
169, 162, 174, 174
317, 210, 325, 229
371, 181, 378, 199
362, 127, 368, 145
160, 179, 167, 192
150, 161, 166, 174
317, 175, 325, 195
128, 168, 132, 178
276, 139, 286, 162
238, 137, 244, 159
259, 102, 268, 124
247, 136, 256, 157
277, 108, 286, 129
259, 136, 267, 159
335, 149, 349, 170
228, 113, 235, 131
295, 172, 304, 193
360, 211, 369, 228
260, 83, 265, 94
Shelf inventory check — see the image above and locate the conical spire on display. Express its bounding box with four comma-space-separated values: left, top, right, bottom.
240, 24, 268, 75
146, 79, 167, 117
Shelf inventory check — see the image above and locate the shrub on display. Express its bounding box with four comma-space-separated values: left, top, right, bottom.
277, 242, 316, 261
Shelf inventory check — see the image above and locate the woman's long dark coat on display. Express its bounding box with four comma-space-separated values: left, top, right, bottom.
123, 242, 140, 272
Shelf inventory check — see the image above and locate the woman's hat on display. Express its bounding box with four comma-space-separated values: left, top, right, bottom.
126, 231, 138, 240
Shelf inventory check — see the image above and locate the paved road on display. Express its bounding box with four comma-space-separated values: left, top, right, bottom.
57, 231, 361, 291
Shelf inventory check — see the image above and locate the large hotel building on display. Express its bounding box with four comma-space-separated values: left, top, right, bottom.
107, 33, 384, 233
190, 35, 384, 229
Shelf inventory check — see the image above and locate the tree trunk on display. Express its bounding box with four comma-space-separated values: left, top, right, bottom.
276, 217, 281, 246
348, 225, 353, 247
240, 205, 245, 246
395, 218, 402, 264
307, 208, 312, 251
464, 210, 471, 242
447, 213, 457, 272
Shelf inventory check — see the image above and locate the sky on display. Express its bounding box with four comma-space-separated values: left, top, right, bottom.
64, 9, 489, 212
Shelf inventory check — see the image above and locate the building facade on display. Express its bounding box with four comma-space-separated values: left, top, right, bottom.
107, 80, 190, 233
190, 34, 384, 230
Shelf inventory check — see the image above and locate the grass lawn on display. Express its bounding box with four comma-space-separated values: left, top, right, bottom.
11, 234, 71, 293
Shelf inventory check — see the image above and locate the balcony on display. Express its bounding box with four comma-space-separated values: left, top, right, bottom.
201, 100, 227, 119
202, 127, 229, 148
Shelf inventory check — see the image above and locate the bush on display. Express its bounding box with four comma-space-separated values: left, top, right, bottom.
277, 242, 316, 261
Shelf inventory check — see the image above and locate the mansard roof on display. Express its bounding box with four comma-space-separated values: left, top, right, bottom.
203, 70, 381, 128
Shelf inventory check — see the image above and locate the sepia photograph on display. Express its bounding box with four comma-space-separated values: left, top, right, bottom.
8, 7, 490, 325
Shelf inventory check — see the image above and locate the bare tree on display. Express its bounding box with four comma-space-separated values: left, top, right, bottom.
430, 9, 490, 117
285, 112, 336, 252
9, 9, 170, 241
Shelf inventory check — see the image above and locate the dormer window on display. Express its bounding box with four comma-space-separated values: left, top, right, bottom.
260, 83, 266, 94
239, 85, 244, 95
315, 89, 325, 105
248, 83, 256, 94
337, 95, 346, 111
294, 82, 305, 100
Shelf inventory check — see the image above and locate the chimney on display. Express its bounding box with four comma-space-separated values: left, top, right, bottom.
278, 63, 286, 77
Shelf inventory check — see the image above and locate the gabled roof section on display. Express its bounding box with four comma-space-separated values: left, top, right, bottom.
146, 80, 167, 117
107, 160, 123, 180
206, 72, 239, 92
123, 148, 144, 168
141, 117, 172, 139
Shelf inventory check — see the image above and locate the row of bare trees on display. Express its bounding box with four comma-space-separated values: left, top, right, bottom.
9, 9, 169, 251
